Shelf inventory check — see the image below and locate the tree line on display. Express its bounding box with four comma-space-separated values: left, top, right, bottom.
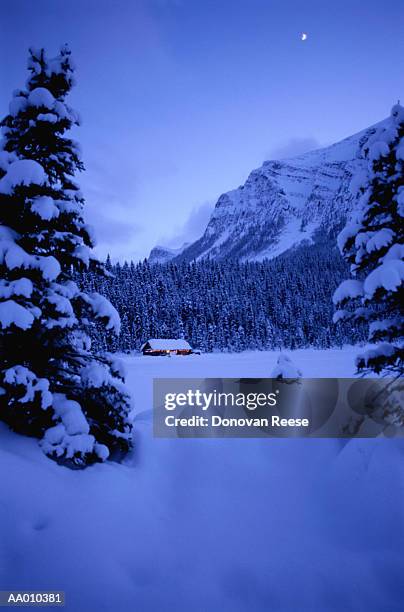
79, 242, 365, 354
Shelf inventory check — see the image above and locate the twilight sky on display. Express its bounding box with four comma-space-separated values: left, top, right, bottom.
1, 0, 403, 261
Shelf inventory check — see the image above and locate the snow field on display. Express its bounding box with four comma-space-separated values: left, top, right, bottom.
1, 348, 403, 611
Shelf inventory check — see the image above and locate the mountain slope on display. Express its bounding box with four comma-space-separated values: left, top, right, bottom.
149, 242, 189, 264
177, 121, 386, 262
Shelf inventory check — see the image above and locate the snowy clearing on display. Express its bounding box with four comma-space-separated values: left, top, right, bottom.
1, 347, 404, 612
123, 346, 373, 413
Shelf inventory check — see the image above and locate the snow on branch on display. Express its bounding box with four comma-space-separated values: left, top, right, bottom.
0, 160, 46, 194
363, 260, 404, 299
81, 292, 121, 334
40, 394, 109, 463
0, 300, 36, 330
3, 366, 52, 409
332, 279, 363, 306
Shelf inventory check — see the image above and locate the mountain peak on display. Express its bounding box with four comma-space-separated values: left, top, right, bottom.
149, 242, 190, 264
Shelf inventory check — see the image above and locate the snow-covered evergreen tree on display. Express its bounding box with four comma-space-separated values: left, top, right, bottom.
333, 104, 404, 375
0, 46, 133, 466
271, 354, 302, 380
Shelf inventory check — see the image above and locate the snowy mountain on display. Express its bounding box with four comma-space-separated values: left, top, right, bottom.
148, 242, 190, 264
177, 121, 387, 262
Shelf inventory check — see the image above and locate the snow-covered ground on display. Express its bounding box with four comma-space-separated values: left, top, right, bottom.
1, 348, 404, 612
123, 347, 366, 411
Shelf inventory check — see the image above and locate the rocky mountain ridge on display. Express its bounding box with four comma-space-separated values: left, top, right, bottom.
168, 120, 387, 262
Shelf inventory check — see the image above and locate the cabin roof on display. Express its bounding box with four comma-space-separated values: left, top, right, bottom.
141, 338, 192, 351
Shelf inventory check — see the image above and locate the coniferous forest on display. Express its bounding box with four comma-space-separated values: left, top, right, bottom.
79, 242, 364, 354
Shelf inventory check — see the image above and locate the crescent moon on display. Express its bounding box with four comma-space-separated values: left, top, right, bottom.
301, 32, 308, 41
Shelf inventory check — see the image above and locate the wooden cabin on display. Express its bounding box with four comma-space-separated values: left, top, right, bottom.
141, 339, 193, 356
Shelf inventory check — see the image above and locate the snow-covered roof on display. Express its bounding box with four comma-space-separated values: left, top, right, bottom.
141, 338, 192, 351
